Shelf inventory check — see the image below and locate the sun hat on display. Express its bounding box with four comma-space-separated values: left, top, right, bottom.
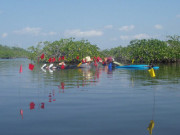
85, 56, 92, 62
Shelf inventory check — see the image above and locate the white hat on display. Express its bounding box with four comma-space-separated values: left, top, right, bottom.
85, 56, 92, 62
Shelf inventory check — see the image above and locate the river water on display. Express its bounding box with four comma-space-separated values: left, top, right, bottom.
0, 58, 180, 135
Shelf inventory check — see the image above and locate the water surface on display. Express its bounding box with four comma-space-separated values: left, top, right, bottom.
0, 59, 180, 135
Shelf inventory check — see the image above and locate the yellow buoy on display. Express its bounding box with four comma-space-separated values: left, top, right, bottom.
148, 68, 156, 77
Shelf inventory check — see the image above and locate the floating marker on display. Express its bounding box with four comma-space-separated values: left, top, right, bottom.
148, 68, 156, 77
29, 63, 34, 71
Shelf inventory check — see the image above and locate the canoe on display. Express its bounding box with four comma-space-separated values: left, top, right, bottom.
116, 65, 159, 70
79, 63, 91, 68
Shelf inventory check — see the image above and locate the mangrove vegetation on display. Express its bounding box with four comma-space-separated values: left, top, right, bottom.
0, 44, 30, 59
27, 38, 102, 63
1, 35, 180, 64
102, 35, 180, 63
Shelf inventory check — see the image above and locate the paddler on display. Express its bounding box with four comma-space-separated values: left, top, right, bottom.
104, 57, 123, 68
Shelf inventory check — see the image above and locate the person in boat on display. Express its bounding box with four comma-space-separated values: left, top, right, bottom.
148, 63, 155, 69
58, 61, 79, 69
102, 57, 108, 66
56, 61, 65, 69
79, 56, 93, 68
107, 57, 116, 69
103, 57, 123, 68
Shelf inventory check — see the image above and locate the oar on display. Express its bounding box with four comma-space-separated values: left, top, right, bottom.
77, 62, 82, 67
132, 59, 135, 64
113, 61, 124, 66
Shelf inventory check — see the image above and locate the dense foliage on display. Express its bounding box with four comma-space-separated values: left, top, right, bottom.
28, 38, 102, 63
1, 35, 180, 64
102, 35, 180, 63
0, 44, 30, 59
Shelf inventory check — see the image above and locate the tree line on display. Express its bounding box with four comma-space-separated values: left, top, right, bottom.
101, 35, 180, 63
27, 38, 102, 63
0, 44, 30, 59
1, 35, 180, 64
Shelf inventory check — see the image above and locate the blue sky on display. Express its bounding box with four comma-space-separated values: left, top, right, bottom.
0, 0, 180, 49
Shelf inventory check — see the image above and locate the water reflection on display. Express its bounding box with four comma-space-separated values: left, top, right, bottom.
19, 67, 105, 119
58, 82, 65, 93
60, 82, 65, 90
1, 59, 178, 134
40, 103, 45, 109
147, 120, 155, 135
20, 109, 23, 119
48, 92, 52, 102
48, 90, 57, 102
125, 63, 180, 86
147, 85, 156, 134
15, 62, 180, 125
102, 65, 114, 78
19, 64, 163, 121
30, 102, 35, 110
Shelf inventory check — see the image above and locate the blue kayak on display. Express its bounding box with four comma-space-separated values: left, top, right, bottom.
116, 65, 159, 70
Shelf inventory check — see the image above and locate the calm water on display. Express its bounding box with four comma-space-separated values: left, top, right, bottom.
0, 58, 180, 135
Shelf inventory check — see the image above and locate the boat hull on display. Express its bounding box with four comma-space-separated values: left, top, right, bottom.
116, 65, 159, 70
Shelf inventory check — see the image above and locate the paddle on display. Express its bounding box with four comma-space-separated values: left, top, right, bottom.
77, 62, 82, 67
132, 59, 135, 64
113, 61, 124, 66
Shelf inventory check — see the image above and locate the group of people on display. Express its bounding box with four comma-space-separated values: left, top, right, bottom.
41, 56, 122, 71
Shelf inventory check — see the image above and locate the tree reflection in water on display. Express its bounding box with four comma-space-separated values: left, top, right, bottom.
20, 67, 108, 119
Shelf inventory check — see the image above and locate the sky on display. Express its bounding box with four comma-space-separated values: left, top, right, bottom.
0, 0, 180, 50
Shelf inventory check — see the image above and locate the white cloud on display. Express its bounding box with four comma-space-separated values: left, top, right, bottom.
133, 33, 150, 39
2, 33, 8, 38
119, 33, 151, 40
13, 27, 57, 36
154, 24, 163, 30
119, 25, 135, 32
104, 25, 113, 29
176, 14, 180, 18
64, 29, 103, 37
13, 27, 41, 35
120, 35, 129, 40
